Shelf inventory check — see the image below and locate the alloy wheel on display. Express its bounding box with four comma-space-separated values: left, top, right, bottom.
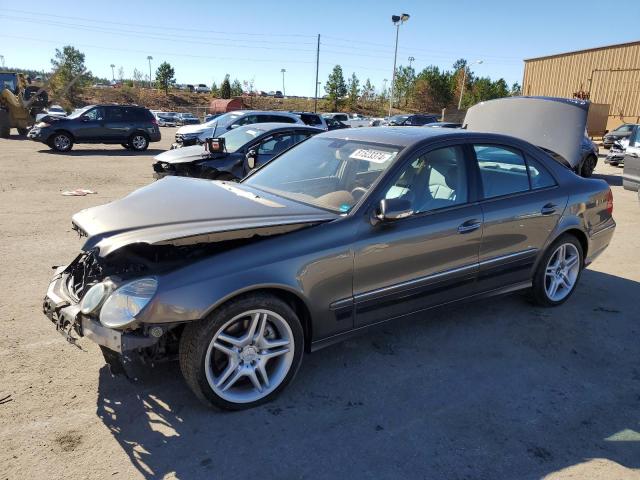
205, 309, 295, 404
544, 243, 580, 301
131, 135, 147, 150
54, 134, 70, 151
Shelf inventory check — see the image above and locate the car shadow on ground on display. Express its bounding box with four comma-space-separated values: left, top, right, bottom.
37, 148, 165, 157
592, 172, 623, 187
96, 270, 640, 479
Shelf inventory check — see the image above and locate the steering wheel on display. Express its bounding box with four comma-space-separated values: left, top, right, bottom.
350, 186, 368, 202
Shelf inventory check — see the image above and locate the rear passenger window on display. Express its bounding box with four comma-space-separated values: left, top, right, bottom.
474, 145, 529, 199
269, 115, 296, 123
527, 157, 556, 189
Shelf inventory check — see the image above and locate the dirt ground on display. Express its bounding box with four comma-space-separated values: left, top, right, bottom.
1, 129, 639, 480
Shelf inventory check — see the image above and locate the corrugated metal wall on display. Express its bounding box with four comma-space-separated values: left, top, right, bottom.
523, 42, 640, 128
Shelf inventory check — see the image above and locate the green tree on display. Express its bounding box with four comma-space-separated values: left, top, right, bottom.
510, 82, 522, 96
324, 65, 347, 111
361, 78, 375, 105
50, 45, 89, 103
211, 81, 220, 97
346, 73, 360, 108
220, 75, 231, 99
155, 62, 175, 94
231, 79, 243, 97
412, 66, 453, 111
393, 65, 415, 107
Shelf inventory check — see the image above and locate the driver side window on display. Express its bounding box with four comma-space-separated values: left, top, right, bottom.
384, 146, 468, 214
84, 107, 105, 121
258, 134, 295, 155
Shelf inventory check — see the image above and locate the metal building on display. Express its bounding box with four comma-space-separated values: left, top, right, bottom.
523, 40, 640, 130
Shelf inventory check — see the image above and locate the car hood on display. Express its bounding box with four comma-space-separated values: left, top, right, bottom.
464, 96, 589, 168
154, 145, 219, 165
176, 123, 216, 136
72, 176, 337, 257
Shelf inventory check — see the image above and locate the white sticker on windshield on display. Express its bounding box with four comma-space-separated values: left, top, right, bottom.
245, 129, 259, 137
349, 148, 395, 163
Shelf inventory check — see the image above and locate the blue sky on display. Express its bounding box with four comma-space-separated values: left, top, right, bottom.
1, 0, 639, 96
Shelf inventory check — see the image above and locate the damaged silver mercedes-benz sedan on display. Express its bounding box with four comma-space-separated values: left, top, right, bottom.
43, 97, 616, 410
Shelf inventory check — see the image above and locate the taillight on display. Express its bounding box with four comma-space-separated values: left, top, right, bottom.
606, 188, 613, 216
150, 117, 158, 125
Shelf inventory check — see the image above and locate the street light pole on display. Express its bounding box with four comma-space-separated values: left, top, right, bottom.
458, 59, 483, 110
147, 56, 153, 89
110, 64, 115, 81
389, 13, 410, 117
408, 56, 415, 68
281, 68, 286, 97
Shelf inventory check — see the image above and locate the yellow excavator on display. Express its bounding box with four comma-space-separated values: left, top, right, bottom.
0, 72, 48, 138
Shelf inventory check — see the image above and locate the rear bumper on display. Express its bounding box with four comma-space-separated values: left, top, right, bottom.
586, 221, 615, 265
42, 266, 159, 353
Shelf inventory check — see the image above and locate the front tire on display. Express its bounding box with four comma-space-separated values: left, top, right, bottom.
48, 132, 73, 152
531, 234, 583, 307
179, 293, 304, 410
17, 127, 28, 136
129, 133, 149, 151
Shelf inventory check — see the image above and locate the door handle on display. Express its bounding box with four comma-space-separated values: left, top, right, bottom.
458, 220, 482, 234
541, 203, 557, 215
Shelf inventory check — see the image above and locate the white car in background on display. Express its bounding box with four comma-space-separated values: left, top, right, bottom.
195, 84, 211, 93
323, 112, 370, 128
154, 111, 177, 127
35, 105, 66, 122
174, 110, 304, 147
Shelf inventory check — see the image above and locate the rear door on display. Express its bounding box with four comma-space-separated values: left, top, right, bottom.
104, 106, 130, 141
471, 143, 568, 292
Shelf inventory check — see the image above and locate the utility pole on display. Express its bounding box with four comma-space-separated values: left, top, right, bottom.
110, 64, 115, 81
314, 34, 320, 113
389, 13, 410, 117
147, 56, 153, 89
458, 59, 483, 110
280, 68, 286, 97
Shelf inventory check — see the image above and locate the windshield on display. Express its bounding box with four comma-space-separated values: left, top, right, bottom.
389, 115, 409, 123
67, 106, 92, 119
244, 137, 401, 212
219, 125, 267, 152
207, 112, 242, 128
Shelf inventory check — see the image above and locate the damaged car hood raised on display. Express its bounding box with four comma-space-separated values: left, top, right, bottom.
72, 176, 338, 256
154, 145, 221, 165
464, 96, 589, 168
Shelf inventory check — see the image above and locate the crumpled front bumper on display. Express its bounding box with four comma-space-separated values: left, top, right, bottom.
42, 266, 159, 353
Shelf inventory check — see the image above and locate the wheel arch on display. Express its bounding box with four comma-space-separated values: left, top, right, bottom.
549, 226, 589, 263
202, 286, 314, 353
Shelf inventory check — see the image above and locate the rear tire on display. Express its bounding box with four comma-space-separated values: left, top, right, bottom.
0, 126, 9, 138
531, 234, 583, 307
129, 132, 149, 151
179, 293, 304, 410
580, 155, 597, 177
17, 127, 28, 136
48, 132, 73, 152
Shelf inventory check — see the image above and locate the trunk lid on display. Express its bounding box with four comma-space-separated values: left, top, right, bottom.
464, 96, 589, 168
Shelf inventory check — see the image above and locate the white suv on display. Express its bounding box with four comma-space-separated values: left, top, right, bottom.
174, 110, 304, 146
195, 84, 211, 93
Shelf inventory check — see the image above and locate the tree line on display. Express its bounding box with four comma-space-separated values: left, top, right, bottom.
35, 45, 521, 113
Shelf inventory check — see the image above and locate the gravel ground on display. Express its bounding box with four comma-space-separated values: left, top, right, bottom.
1, 129, 639, 480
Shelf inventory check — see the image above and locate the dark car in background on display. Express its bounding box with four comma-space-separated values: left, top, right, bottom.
290, 112, 328, 130
27, 104, 160, 152
325, 116, 350, 130
622, 125, 640, 191
603, 123, 636, 148
386, 113, 439, 126
176, 113, 200, 126
154, 123, 322, 180
425, 122, 462, 128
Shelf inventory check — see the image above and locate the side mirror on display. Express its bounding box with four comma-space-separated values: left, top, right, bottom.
246, 149, 258, 169
228, 123, 239, 130
374, 198, 413, 223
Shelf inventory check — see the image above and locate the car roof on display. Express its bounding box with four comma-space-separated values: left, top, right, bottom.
238, 122, 323, 132
228, 110, 297, 117
320, 126, 462, 147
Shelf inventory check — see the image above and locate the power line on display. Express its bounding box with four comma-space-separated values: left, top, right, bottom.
2, 8, 316, 38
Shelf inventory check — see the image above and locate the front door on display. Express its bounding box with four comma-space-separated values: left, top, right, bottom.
471, 144, 568, 292
74, 106, 106, 141
353, 144, 482, 327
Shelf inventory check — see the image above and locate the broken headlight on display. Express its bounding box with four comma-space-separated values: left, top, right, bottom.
80, 282, 110, 315
99, 278, 158, 329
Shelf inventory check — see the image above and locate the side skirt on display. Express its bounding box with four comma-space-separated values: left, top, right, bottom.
309, 280, 532, 352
